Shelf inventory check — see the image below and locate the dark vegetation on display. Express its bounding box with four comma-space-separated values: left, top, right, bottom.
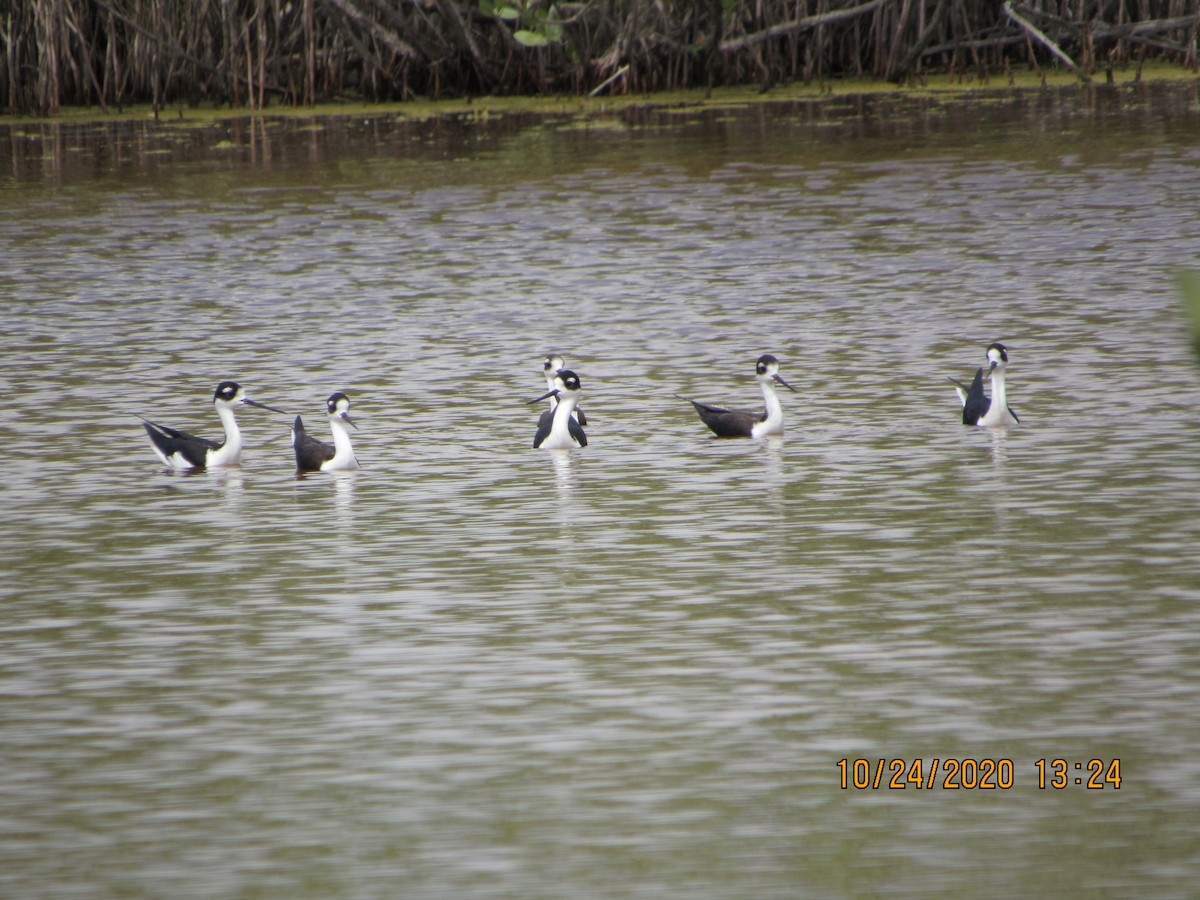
4, 0, 1198, 116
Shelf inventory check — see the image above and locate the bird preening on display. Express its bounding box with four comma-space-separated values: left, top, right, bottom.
949, 342, 1019, 427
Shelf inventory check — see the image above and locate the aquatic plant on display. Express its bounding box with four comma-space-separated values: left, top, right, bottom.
1179, 271, 1200, 362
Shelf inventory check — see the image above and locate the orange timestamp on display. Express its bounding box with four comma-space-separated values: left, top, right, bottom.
1034, 758, 1122, 789
836, 758, 1122, 790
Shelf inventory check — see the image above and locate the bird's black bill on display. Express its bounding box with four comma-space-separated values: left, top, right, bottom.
773, 374, 798, 392
342, 413, 359, 430
529, 389, 559, 404
244, 399, 288, 414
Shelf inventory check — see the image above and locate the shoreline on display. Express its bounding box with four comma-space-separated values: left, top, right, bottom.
4, 63, 1196, 129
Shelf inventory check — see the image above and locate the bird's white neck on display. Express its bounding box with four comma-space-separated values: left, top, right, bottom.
753, 380, 785, 437
540, 394, 581, 448
546, 376, 559, 410
553, 394, 579, 432
989, 368, 1007, 411
209, 405, 243, 466
327, 417, 359, 470
979, 367, 1017, 428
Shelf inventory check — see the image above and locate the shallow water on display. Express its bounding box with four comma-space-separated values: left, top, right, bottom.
3, 83, 1200, 897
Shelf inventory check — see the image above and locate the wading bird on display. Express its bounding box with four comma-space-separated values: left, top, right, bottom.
681, 354, 797, 438
530, 369, 587, 449
141, 381, 286, 469
292, 392, 360, 472
949, 342, 1019, 427
539, 353, 587, 427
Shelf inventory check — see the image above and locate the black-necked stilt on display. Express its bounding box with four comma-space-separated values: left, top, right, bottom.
530, 369, 587, 449
141, 381, 285, 469
949, 342, 1020, 427
540, 353, 587, 427
681, 354, 797, 438
292, 392, 360, 472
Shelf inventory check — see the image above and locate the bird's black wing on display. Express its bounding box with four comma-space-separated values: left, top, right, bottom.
293, 416, 335, 471
533, 414, 553, 449
568, 416, 587, 447
142, 418, 218, 468
953, 368, 991, 426
681, 398, 757, 438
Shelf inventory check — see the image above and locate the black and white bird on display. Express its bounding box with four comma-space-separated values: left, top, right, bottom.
949, 342, 1019, 427
681, 354, 797, 438
539, 353, 586, 428
291, 392, 360, 472
141, 381, 285, 470
530, 369, 587, 449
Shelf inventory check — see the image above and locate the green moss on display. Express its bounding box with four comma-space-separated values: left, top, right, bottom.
4, 61, 1195, 128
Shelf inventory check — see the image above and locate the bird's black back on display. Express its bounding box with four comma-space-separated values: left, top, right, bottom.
293, 416, 335, 471
686, 399, 761, 438
959, 368, 991, 426
142, 419, 219, 468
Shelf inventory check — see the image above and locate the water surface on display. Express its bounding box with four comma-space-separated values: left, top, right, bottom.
3, 83, 1200, 897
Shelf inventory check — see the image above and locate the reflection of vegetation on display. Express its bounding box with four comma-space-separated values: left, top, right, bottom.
1179, 272, 1200, 362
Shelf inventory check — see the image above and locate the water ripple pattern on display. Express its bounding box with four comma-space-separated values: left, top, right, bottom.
2, 85, 1200, 897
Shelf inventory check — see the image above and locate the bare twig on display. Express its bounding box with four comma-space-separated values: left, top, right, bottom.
588, 62, 628, 95
1003, 0, 1090, 81
719, 0, 885, 54
320, 0, 419, 62
887, 0, 947, 81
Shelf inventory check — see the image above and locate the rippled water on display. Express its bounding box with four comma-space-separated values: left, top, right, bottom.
3, 84, 1200, 897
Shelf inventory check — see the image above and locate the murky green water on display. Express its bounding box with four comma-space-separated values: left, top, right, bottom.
3, 83, 1200, 897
